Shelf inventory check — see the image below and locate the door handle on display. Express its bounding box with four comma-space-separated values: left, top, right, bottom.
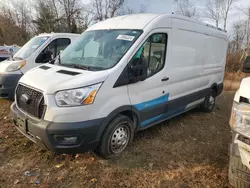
161, 77, 169, 82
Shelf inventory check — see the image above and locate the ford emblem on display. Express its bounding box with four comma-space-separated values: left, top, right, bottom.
20, 94, 30, 104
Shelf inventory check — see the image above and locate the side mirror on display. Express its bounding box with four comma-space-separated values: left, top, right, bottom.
37, 51, 52, 63
129, 59, 148, 83
242, 56, 250, 73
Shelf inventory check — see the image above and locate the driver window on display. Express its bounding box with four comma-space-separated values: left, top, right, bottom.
130, 33, 167, 78
35, 40, 56, 63
46, 40, 56, 58
35, 38, 70, 63
148, 33, 167, 77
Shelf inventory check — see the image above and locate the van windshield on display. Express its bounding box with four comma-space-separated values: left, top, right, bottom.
14, 36, 49, 60
59, 29, 142, 70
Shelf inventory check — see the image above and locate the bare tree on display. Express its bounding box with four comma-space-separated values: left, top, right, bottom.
205, 0, 222, 27
117, 4, 147, 16
33, 0, 59, 33
246, 8, 250, 54
232, 21, 247, 52
174, 0, 199, 19
0, 14, 26, 45
58, 0, 83, 32
48, 0, 61, 30
92, 0, 125, 21
0, 0, 32, 44
221, 0, 235, 30
139, 4, 147, 13
236, 7, 250, 61
205, 0, 235, 30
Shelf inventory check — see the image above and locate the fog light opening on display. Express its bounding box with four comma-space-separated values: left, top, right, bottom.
55, 135, 82, 146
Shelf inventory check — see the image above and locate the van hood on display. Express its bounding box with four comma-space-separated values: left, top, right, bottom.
0, 60, 22, 73
238, 77, 250, 99
19, 64, 110, 94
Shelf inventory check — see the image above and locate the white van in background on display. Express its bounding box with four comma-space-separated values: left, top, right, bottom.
0, 33, 80, 100
0, 45, 21, 62
229, 56, 250, 187
11, 14, 228, 158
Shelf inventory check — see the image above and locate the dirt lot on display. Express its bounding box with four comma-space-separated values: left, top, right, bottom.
0, 92, 235, 188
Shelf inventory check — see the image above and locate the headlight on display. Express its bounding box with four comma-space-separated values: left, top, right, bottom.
55, 83, 102, 107
6, 60, 26, 72
230, 101, 250, 137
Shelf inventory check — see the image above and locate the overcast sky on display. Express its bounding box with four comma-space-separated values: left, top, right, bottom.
123, 0, 250, 35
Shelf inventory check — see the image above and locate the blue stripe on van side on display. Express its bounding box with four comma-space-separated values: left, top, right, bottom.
141, 114, 164, 127
140, 106, 186, 127
134, 94, 169, 111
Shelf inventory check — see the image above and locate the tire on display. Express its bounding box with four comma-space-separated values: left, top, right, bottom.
97, 115, 135, 159
201, 89, 216, 113
229, 155, 250, 188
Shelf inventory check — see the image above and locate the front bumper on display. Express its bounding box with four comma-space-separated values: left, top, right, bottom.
230, 131, 250, 169
0, 73, 22, 100
11, 103, 104, 153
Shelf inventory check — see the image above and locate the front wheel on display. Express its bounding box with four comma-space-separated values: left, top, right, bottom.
97, 115, 134, 159
201, 89, 216, 113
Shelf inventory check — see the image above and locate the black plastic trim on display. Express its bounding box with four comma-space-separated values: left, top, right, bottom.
98, 88, 210, 135
216, 83, 223, 96
113, 65, 130, 88
140, 88, 209, 122
96, 106, 141, 138
11, 103, 104, 153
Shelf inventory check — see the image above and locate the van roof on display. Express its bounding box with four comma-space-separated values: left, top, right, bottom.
88, 14, 227, 38
37, 33, 81, 38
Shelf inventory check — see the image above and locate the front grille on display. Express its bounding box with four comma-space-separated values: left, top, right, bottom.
16, 84, 46, 119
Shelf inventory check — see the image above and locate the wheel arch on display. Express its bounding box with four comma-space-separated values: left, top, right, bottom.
210, 82, 223, 96
96, 106, 141, 140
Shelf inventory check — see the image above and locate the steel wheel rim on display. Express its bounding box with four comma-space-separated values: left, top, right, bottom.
208, 95, 215, 109
110, 124, 130, 154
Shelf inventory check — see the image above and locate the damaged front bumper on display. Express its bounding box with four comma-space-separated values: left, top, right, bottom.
230, 101, 250, 169
230, 132, 250, 169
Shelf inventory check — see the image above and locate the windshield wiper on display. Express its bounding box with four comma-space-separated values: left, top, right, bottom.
64, 63, 89, 70
74, 64, 92, 70
59, 63, 106, 71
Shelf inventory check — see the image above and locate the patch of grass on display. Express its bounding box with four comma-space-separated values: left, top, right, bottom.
224, 72, 250, 91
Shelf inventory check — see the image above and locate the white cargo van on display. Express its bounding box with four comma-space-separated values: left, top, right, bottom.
0, 33, 80, 100
11, 14, 228, 158
229, 56, 250, 187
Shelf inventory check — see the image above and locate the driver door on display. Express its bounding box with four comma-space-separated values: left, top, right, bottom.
128, 30, 170, 128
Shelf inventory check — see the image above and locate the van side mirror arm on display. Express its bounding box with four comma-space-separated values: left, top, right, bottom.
129, 64, 147, 83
